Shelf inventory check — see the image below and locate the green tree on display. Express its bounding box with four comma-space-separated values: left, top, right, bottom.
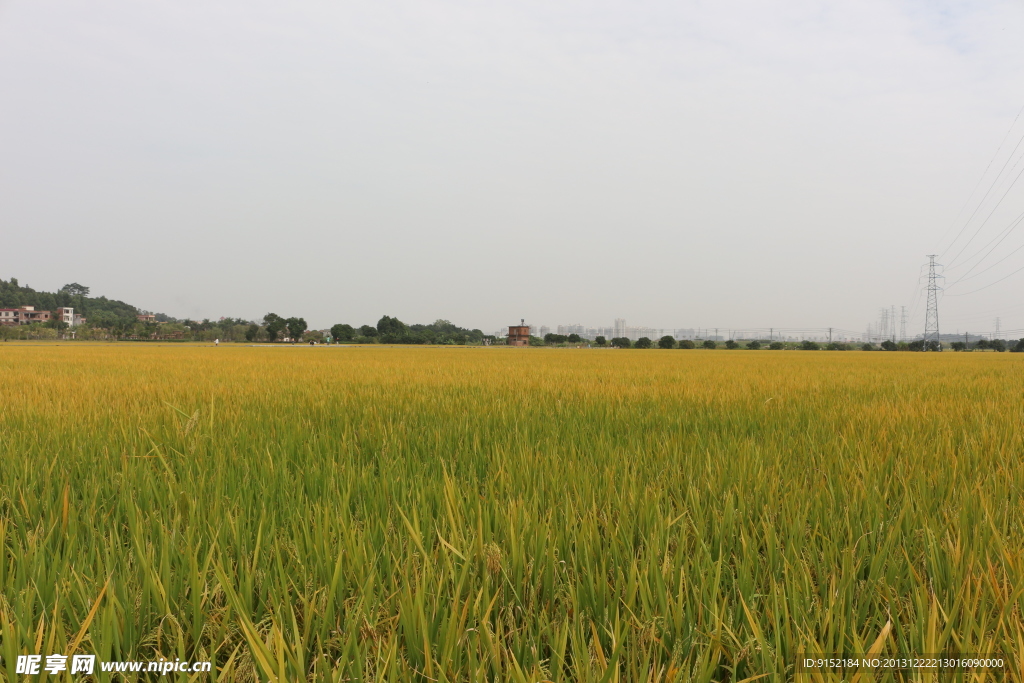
881, 340, 897, 351
245, 324, 259, 342
801, 340, 820, 350
635, 337, 653, 349
702, 340, 717, 349
359, 325, 378, 338
861, 342, 875, 351
657, 335, 676, 349
724, 340, 738, 349
567, 333, 582, 343
927, 340, 942, 352
992, 339, 1007, 352
975, 339, 990, 350
264, 313, 285, 342
331, 324, 355, 342
595, 336, 607, 346
59, 283, 90, 297
285, 317, 307, 341
377, 316, 408, 339
747, 340, 761, 350
950, 341, 965, 351
610, 337, 631, 348
678, 339, 696, 349
770, 341, 785, 350
1012, 339, 1024, 352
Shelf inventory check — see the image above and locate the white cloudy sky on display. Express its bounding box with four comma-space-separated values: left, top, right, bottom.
2, 1, 1023, 335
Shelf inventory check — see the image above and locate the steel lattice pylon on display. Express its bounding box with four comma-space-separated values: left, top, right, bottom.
923, 255, 942, 349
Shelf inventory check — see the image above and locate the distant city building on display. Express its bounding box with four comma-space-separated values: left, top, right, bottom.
539, 326, 550, 337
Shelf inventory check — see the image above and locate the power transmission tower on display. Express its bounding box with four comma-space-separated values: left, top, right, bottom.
924, 255, 942, 349
994, 317, 1001, 340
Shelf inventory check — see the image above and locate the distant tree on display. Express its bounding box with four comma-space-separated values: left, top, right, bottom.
331, 323, 355, 342
950, 341, 965, 351
359, 324, 378, 338
769, 341, 785, 350
610, 337, 631, 348
1012, 339, 1024, 352
859, 343, 874, 351
59, 283, 90, 297
263, 313, 285, 342
702, 340, 717, 349
377, 315, 408, 338
678, 339, 696, 349
880, 340, 898, 351
285, 317, 307, 341
927, 340, 941, 352
595, 336, 607, 346
747, 340, 761, 350
635, 337, 653, 349
658, 335, 676, 349
725, 340, 738, 349
826, 342, 840, 350
907, 340, 925, 351
303, 329, 325, 343
245, 324, 259, 342
544, 333, 569, 344
992, 339, 1007, 352
567, 333, 582, 343
975, 339, 990, 350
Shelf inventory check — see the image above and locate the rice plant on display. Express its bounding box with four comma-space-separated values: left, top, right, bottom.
0, 344, 1021, 681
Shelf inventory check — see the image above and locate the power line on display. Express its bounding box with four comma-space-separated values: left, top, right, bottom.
938, 103, 1024, 258
943, 260, 1024, 297
944, 208, 1024, 288
945, 160, 1024, 270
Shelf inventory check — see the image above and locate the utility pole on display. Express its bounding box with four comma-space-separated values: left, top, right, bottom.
828, 327, 832, 344
900, 306, 907, 342
891, 305, 896, 343
924, 255, 942, 349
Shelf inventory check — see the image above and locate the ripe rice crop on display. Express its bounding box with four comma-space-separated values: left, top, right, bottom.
1, 344, 1022, 681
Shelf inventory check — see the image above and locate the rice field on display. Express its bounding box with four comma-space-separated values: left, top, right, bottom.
1, 343, 1022, 682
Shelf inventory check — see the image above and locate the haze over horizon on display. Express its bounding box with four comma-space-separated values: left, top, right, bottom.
2, 1, 1024, 335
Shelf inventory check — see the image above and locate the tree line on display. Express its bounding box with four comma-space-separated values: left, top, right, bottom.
327, 316, 487, 345
538, 335, 1024, 351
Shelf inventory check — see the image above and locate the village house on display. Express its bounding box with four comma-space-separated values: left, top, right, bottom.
0, 306, 52, 326
0, 306, 85, 327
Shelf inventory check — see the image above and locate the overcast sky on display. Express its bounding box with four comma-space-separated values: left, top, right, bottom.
2, 1, 1023, 335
